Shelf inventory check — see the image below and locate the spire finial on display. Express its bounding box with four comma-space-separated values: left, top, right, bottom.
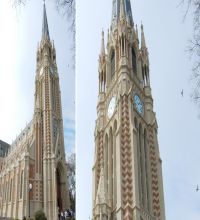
141, 22, 146, 48
100, 30, 105, 56
42, 1, 50, 41
136, 24, 139, 39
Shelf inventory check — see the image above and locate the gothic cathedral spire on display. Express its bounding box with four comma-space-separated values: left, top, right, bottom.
42, 2, 50, 41
111, 0, 133, 29
93, 1, 166, 220
0, 3, 70, 220
34, 3, 70, 219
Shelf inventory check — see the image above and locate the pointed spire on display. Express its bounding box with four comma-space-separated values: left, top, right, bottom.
125, 0, 133, 25
141, 23, 146, 48
119, 0, 126, 20
42, 1, 50, 41
95, 167, 107, 205
111, 0, 133, 29
100, 30, 105, 56
111, 0, 117, 28
136, 24, 139, 39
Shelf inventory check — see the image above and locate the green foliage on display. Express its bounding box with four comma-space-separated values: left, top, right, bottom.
34, 210, 47, 220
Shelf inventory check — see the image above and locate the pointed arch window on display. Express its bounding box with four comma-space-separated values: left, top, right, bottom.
132, 47, 137, 74
111, 49, 115, 77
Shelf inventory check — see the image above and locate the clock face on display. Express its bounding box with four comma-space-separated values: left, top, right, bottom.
108, 96, 116, 119
134, 94, 143, 115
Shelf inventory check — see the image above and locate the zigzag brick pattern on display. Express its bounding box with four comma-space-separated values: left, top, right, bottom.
121, 95, 133, 220
148, 127, 161, 219
44, 67, 51, 156
97, 131, 104, 186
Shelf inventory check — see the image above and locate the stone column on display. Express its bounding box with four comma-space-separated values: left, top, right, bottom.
24, 155, 29, 218
14, 163, 20, 218
115, 126, 122, 220
113, 129, 117, 208
141, 130, 148, 210
131, 124, 141, 220
43, 158, 48, 218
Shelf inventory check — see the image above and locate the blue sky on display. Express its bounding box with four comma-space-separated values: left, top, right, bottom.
76, 0, 200, 219
0, 0, 75, 157
1, 0, 200, 219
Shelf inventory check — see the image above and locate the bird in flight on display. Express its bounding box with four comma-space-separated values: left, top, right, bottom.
196, 185, 199, 192
181, 89, 184, 97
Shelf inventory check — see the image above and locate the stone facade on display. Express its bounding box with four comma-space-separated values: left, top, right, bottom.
0, 3, 70, 220
92, 1, 166, 220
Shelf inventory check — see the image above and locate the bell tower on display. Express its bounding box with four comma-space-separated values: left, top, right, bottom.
33, 2, 70, 219
92, 0, 166, 220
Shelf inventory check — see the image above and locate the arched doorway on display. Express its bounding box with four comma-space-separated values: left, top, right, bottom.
56, 168, 62, 210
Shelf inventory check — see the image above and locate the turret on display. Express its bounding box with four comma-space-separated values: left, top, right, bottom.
98, 31, 106, 94
140, 24, 150, 87
93, 167, 110, 220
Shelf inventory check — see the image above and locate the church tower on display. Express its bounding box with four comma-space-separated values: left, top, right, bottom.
33, 2, 70, 219
92, 1, 166, 220
0, 3, 70, 220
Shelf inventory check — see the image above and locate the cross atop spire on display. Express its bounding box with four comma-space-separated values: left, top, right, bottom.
42, 1, 50, 41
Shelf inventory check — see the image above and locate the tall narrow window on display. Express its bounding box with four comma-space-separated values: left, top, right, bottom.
10, 179, 13, 202
132, 47, 137, 74
20, 171, 24, 199
111, 50, 115, 77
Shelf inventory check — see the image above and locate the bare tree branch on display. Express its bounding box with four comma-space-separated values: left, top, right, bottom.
56, 0, 76, 70
180, 0, 200, 110
12, 0, 28, 8
67, 153, 75, 211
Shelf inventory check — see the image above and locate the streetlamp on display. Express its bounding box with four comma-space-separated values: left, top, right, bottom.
29, 183, 33, 218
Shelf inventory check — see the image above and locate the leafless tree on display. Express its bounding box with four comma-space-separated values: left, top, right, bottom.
67, 153, 75, 211
56, 0, 75, 70
180, 0, 200, 107
12, 0, 27, 8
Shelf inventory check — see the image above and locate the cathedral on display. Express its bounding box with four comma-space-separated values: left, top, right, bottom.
0, 3, 70, 220
92, 0, 166, 220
